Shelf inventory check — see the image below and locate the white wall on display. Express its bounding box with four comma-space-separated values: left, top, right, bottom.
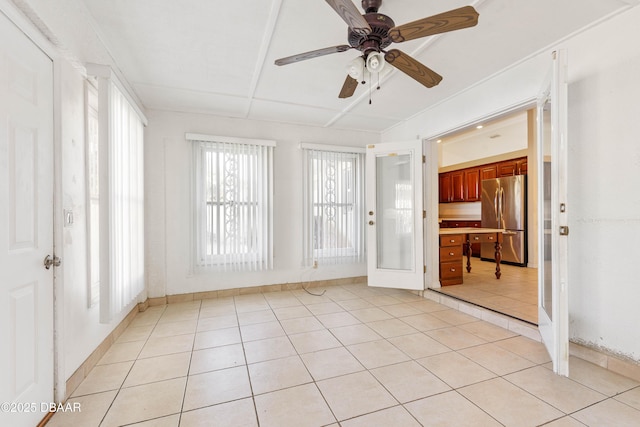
145, 111, 378, 298
383, 6, 640, 362
439, 114, 529, 168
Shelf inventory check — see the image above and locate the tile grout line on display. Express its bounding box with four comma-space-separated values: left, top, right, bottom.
49, 284, 640, 426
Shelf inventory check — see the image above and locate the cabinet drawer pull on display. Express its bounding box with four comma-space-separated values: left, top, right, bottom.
474, 236, 479, 240
449, 252, 454, 256
450, 239, 455, 243
450, 268, 456, 272
488, 236, 494, 240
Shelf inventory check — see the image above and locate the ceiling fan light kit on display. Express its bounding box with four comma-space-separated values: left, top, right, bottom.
275, 0, 479, 99
366, 52, 385, 74
347, 56, 366, 80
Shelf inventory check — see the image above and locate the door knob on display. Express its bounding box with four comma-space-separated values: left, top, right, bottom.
44, 255, 61, 270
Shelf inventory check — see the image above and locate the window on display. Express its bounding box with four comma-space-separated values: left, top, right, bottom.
88, 64, 146, 323
189, 134, 275, 271
302, 144, 365, 265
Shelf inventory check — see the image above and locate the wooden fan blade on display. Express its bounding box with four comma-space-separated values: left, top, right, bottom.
389, 5, 479, 43
325, 0, 371, 36
339, 75, 359, 98
384, 49, 443, 88
275, 45, 352, 66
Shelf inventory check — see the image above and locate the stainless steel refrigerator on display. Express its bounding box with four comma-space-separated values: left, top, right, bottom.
481, 175, 527, 266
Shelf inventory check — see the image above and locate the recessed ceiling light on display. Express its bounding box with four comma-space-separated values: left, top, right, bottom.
436, 139, 442, 144
476, 125, 484, 129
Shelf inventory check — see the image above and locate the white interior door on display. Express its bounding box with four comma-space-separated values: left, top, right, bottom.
0, 12, 55, 426
366, 140, 424, 290
537, 49, 569, 376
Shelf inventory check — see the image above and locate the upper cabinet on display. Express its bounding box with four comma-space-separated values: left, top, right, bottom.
439, 170, 467, 203
516, 158, 527, 174
439, 172, 452, 203
464, 168, 480, 201
480, 165, 497, 181
450, 170, 465, 202
498, 158, 528, 177
439, 156, 527, 203
498, 160, 518, 177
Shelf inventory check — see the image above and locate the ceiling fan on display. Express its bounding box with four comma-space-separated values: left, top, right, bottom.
274, 0, 479, 99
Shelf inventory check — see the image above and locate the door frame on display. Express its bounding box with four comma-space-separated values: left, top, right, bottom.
422, 53, 569, 373
423, 100, 537, 289
0, 0, 65, 402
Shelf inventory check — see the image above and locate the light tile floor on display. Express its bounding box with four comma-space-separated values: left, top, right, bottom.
48, 284, 640, 427
434, 258, 539, 324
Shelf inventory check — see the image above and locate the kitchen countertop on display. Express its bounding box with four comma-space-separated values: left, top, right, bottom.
439, 227, 505, 235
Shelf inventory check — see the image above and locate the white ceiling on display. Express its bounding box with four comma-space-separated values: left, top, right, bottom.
80, 0, 634, 133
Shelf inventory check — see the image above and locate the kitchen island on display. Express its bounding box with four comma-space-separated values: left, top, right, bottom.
439, 228, 505, 286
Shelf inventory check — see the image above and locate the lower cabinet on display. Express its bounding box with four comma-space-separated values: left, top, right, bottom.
439, 234, 463, 286
441, 221, 481, 257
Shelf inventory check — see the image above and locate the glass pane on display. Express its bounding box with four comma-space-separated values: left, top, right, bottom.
311, 153, 357, 256
376, 154, 413, 270
541, 97, 553, 320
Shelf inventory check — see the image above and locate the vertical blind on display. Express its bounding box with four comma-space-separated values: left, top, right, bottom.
99, 79, 145, 323
302, 144, 365, 266
189, 134, 274, 272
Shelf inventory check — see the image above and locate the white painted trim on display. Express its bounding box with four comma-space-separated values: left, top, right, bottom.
299, 142, 365, 153
52, 54, 66, 404
245, 0, 284, 117
424, 139, 441, 289
186, 133, 277, 147
85, 63, 148, 126
0, 0, 57, 60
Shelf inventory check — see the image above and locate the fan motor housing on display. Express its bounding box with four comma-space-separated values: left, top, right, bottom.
348, 13, 395, 54
361, 0, 382, 13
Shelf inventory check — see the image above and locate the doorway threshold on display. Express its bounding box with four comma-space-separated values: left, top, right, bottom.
429, 288, 537, 326
424, 288, 541, 342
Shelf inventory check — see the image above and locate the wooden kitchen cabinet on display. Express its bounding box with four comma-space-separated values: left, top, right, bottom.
464, 168, 480, 201
439, 170, 465, 202
497, 160, 518, 177
439, 234, 464, 286
497, 157, 528, 177
450, 170, 465, 202
439, 157, 527, 203
468, 221, 481, 257
516, 158, 528, 174
480, 164, 498, 181
439, 172, 452, 203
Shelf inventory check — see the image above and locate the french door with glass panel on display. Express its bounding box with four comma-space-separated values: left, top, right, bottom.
366, 140, 424, 290
537, 49, 569, 376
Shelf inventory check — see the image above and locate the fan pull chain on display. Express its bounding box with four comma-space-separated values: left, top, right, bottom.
369, 77, 372, 104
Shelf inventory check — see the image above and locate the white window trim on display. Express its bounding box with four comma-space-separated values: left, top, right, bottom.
84, 79, 100, 308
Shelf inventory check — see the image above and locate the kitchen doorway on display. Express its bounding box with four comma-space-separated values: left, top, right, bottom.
430, 108, 539, 325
